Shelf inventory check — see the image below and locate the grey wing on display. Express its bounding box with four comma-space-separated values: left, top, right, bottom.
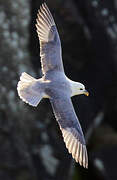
50, 94, 88, 168
36, 3, 64, 75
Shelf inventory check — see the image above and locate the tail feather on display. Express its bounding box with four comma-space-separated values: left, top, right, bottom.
20, 72, 35, 82
17, 72, 43, 107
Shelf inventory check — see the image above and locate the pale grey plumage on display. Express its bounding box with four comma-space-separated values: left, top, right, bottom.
17, 3, 88, 168
36, 3, 64, 74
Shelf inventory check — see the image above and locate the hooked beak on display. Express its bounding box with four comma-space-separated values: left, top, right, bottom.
84, 90, 89, 96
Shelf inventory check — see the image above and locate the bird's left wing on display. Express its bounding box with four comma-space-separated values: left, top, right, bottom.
50, 93, 88, 168
36, 3, 64, 75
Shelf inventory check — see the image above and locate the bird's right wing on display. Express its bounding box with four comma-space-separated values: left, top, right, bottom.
36, 3, 64, 75
50, 93, 88, 168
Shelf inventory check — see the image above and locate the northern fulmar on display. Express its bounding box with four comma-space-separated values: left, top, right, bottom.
17, 3, 89, 168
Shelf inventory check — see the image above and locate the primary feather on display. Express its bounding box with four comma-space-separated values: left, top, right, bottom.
36, 3, 64, 74
50, 93, 88, 168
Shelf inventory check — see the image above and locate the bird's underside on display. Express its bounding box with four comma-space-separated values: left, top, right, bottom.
17, 3, 88, 168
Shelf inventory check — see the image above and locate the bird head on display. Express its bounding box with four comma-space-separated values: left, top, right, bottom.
70, 81, 89, 97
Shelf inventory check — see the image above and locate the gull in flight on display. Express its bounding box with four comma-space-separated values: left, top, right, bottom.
17, 3, 89, 168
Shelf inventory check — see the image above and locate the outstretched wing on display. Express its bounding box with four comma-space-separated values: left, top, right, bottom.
36, 3, 64, 75
50, 93, 88, 168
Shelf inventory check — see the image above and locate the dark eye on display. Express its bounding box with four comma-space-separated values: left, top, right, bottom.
80, 88, 83, 90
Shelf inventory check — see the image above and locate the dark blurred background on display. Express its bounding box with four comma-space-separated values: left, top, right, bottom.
0, 0, 117, 179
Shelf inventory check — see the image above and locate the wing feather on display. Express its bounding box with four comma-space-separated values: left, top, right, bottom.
36, 3, 64, 75
50, 94, 88, 168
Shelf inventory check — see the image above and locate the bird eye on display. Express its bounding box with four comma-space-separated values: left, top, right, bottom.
80, 88, 83, 90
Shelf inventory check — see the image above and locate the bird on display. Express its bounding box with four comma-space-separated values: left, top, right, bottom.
17, 3, 89, 168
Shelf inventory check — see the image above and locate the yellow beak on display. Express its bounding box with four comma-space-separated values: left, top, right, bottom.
84, 90, 89, 96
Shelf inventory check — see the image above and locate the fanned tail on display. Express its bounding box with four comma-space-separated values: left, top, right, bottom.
17, 72, 43, 107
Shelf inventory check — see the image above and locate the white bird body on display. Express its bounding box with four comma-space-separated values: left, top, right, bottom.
17, 3, 89, 168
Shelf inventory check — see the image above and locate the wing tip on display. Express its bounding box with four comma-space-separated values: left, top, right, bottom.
36, 2, 55, 42
62, 128, 88, 169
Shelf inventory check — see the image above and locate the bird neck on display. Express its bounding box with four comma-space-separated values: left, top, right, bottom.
67, 79, 79, 97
